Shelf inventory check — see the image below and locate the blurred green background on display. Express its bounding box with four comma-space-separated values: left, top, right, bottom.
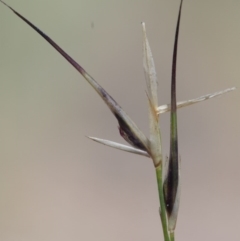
0, 0, 239, 240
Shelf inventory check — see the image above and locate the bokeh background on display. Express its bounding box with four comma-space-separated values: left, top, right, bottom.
0, 0, 239, 240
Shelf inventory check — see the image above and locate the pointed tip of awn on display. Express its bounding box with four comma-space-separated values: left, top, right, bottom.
142, 21, 158, 108
142, 20, 162, 167
157, 87, 236, 114
87, 136, 149, 158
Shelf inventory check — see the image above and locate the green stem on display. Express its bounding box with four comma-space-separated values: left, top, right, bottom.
170, 232, 175, 241
156, 166, 170, 241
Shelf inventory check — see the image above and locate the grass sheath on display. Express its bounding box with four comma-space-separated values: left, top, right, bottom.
163, 0, 182, 233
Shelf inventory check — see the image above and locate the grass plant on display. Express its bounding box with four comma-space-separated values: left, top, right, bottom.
0, 0, 236, 240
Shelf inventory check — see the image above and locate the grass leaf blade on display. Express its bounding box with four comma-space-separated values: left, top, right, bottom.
164, 0, 183, 232
0, 0, 150, 152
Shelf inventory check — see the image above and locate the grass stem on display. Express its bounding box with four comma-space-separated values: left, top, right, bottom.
156, 166, 170, 241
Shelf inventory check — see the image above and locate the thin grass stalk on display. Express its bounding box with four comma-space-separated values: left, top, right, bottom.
156, 166, 170, 241
170, 232, 175, 241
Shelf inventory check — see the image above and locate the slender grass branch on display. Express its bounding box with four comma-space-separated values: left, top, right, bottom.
156, 166, 170, 241
170, 232, 175, 241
